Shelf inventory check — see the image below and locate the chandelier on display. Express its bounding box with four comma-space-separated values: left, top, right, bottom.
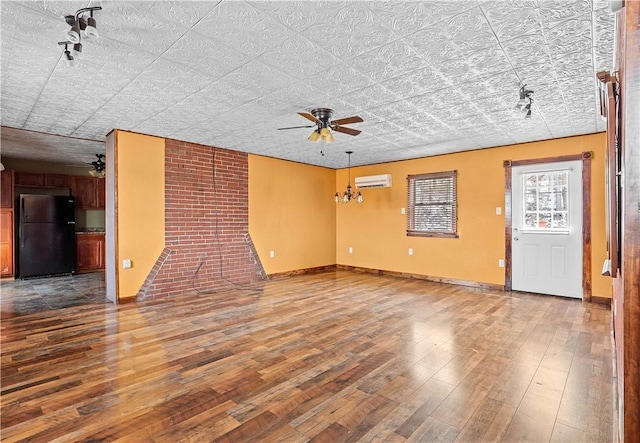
334, 151, 363, 204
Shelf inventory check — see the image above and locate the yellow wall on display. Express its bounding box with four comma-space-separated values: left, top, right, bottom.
335, 133, 610, 298
249, 155, 336, 274
115, 131, 165, 299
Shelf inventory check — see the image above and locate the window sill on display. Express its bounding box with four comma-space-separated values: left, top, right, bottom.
407, 231, 459, 239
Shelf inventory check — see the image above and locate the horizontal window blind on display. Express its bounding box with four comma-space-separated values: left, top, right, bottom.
407, 170, 457, 237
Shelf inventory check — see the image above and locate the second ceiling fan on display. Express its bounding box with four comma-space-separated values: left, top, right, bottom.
278, 108, 363, 143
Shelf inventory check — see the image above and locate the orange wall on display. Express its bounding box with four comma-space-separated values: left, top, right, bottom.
249, 155, 336, 274
115, 131, 165, 299
335, 133, 610, 298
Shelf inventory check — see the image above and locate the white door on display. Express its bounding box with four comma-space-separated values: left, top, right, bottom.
511, 160, 582, 298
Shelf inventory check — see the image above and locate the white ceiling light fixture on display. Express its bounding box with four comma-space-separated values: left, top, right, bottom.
62, 6, 102, 62
335, 151, 363, 204
515, 84, 534, 119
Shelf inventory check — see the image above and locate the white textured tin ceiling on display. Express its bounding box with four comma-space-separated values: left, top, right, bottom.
0, 1, 615, 168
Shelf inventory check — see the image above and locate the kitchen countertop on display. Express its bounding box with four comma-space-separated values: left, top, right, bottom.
76, 229, 105, 234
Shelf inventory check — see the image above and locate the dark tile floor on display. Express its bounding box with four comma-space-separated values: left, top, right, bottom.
0, 272, 108, 318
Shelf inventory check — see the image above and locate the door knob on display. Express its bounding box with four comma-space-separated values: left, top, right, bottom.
514, 237, 519, 241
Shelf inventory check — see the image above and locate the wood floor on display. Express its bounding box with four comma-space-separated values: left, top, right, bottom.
1, 270, 615, 442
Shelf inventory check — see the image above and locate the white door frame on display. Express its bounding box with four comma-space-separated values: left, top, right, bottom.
503, 152, 592, 302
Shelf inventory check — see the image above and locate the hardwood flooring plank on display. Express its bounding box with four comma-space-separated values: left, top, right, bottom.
0, 270, 615, 442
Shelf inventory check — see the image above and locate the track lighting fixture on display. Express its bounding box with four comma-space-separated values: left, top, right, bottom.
515, 84, 534, 119
335, 151, 363, 204
61, 6, 101, 63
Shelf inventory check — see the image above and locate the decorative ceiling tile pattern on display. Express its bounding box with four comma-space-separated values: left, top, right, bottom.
0, 0, 615, 168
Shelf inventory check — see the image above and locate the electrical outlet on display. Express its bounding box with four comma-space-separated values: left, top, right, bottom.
348, 247, 353, 254
401, 207, 406, 214
123, 259, 132, 269
408, 248, 413, 256
498, 259, 505, 268
269, 250, 275, 258
496, 207, 502, 215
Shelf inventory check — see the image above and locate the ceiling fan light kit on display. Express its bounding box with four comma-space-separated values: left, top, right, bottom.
335, 151, 363, 204
308, 130, 321, 143
61, 6, 102, 64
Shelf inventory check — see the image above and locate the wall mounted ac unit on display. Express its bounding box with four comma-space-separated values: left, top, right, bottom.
354, 174, 392, 189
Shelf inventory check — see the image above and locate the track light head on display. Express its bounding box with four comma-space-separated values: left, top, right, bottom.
72, 42, 82, 58
85, 15, 98, 39
67, 25, 80, 44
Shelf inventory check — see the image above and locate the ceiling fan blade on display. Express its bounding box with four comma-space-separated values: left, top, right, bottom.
333, 126, 361, 136
277, 125, 315, 130
298, 112, 319, 123
331, 116, 363, 126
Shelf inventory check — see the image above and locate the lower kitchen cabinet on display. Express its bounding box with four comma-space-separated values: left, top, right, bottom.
76, 233, 105, 273
0, 209, 14, 277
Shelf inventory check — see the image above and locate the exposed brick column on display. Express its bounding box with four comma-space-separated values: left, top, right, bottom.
138, 139, 265, 299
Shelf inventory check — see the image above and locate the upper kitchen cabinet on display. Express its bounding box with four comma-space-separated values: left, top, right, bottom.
14, 171, 44, 187
71, 176, 105, 209
1, 170, 14, 208
45, 174, 70, 188
96, 178, 105, 209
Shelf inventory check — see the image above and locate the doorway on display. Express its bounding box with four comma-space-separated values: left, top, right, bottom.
504, 153, 592, 301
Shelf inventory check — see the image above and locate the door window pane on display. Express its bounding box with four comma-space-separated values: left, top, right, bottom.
522, 169, 570, 231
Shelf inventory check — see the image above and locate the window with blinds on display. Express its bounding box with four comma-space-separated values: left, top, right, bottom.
407, 170, 458, 238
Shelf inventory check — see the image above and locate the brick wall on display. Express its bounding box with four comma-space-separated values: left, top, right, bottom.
136, 139, 265, 300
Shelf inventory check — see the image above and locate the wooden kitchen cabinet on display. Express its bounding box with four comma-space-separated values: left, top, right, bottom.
71, 177, 105, 209
44, 174, 70, 187
1, 170, 14, 208
0, 209, 14, 277
14, 171, 45, 187
96, 178, 105, 209
76, 233, 105, 273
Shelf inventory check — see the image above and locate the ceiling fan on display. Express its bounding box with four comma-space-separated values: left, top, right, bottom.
66, 153, 105, 178
89, 154, 105, 178
278, 108, 363, 143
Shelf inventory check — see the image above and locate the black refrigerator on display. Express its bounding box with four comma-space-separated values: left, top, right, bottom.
16, 194, 76, 278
